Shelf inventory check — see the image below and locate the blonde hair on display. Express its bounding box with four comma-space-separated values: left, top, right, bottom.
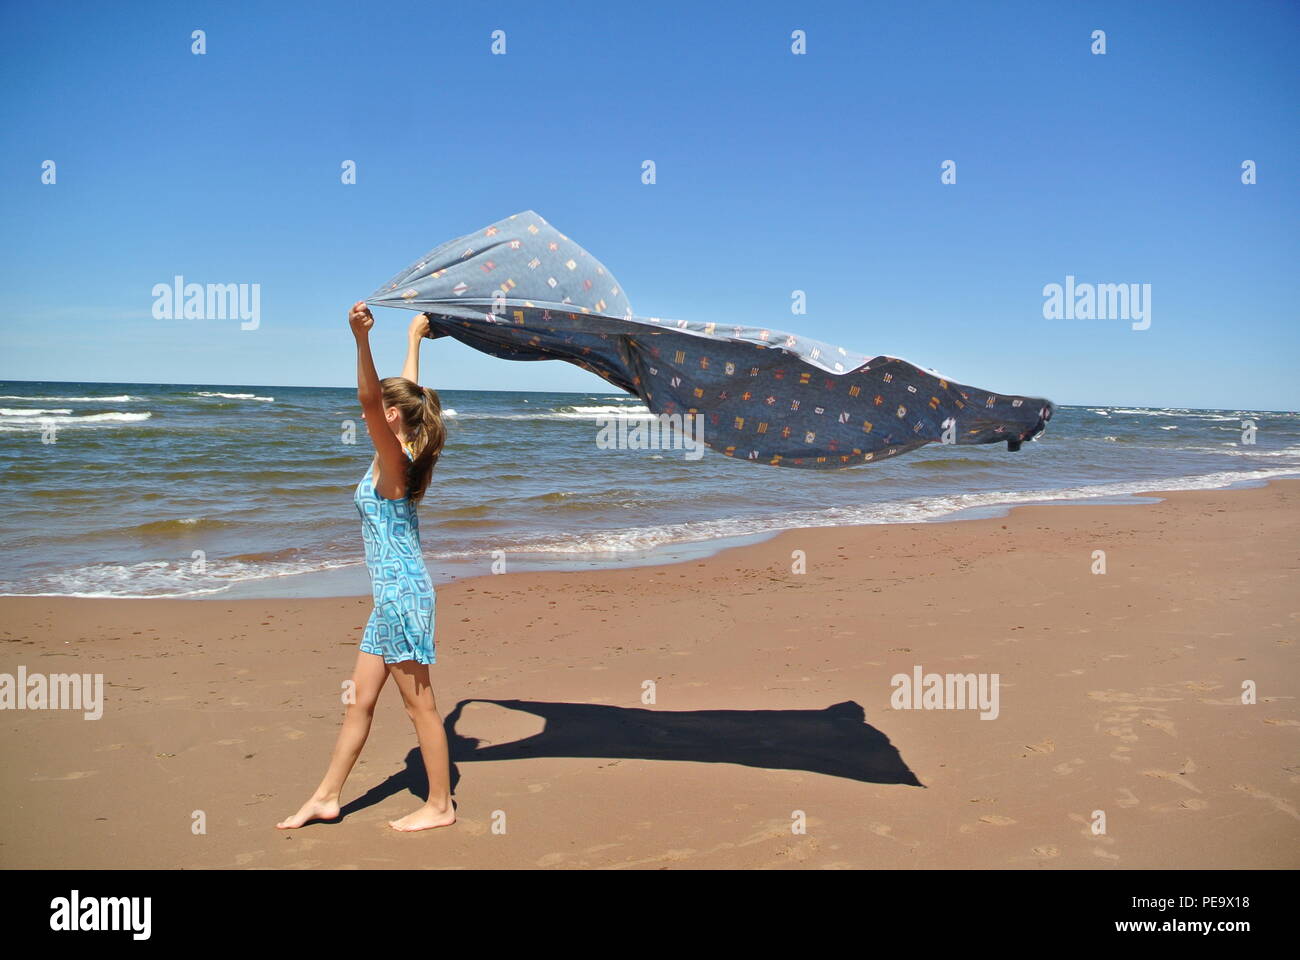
380, 376, 445, 503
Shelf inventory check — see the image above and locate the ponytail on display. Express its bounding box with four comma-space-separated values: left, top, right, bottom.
407, 386, 445, 503
379, 377, 446, 503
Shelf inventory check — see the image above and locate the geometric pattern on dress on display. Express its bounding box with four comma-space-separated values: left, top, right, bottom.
354, 454, 435, 664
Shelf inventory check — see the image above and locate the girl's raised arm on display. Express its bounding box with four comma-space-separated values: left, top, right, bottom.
402, 313, 430, 384
349, 301, 408, 496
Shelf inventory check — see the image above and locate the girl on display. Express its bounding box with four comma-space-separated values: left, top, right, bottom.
277, 302, 454, 832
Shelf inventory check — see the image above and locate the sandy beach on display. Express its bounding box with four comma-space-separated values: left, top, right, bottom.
2, 479, 1297, 870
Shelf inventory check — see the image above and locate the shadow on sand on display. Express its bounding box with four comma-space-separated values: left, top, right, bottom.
336, 698, 921, 819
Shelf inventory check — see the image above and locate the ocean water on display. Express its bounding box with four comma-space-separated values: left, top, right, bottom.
1, 380, 1297, 599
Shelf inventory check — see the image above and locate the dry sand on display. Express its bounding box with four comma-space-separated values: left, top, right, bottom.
2, 480, 1297, 869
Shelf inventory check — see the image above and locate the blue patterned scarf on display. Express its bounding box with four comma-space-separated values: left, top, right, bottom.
367, 211, 1053, 469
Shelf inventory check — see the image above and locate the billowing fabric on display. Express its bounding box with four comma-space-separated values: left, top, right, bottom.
354, 452, 435, 664
367, 211, 1053, 469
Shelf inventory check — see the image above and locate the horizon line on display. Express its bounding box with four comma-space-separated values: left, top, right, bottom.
0, 378, 1294, 414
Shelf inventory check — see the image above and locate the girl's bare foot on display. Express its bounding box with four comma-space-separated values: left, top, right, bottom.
388, 801, 456, 832
276, 795, 341, 829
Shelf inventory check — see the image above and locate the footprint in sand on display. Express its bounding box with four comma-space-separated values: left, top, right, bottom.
608, 848, 699, 869
1099, 702, 1179, 746
1102, 721, 1140, 744
739, 821, 810, 847
1149, 795, 1209, 813
1021, 738, 1055, 757
1142, 769, 1201, 793
1089, 689, 1179, 704
1231, 783, 1300, 820
1140, 715, 1178, 737
30, 771, 98, 781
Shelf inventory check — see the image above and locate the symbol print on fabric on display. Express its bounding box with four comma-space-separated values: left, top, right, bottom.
367, 212, 1054, 472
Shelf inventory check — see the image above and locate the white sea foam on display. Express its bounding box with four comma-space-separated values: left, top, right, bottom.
55, 411, 150, 422
0, 555, 362, 599
194, 391, 275, 401
0, 394, 138, 402
456, 404, 655, 422
0, 411, 152, 430
561, 404, 653, 416
429, 465, 1300, 560
1182, 444, 1300, 459
1108, 408, 1262, 422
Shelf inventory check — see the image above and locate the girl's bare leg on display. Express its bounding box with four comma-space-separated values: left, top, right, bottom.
277, 651, 390, 828
386, 660, 456, 832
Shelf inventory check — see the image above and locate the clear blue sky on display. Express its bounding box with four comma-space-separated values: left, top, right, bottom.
1, 0, 1296, 409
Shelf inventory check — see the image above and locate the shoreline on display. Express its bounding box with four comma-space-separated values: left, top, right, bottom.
1, 478, 1296, 868
8, 470, 1299, 603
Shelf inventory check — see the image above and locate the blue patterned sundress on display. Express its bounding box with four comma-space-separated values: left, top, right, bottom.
354, 451, 435, 664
